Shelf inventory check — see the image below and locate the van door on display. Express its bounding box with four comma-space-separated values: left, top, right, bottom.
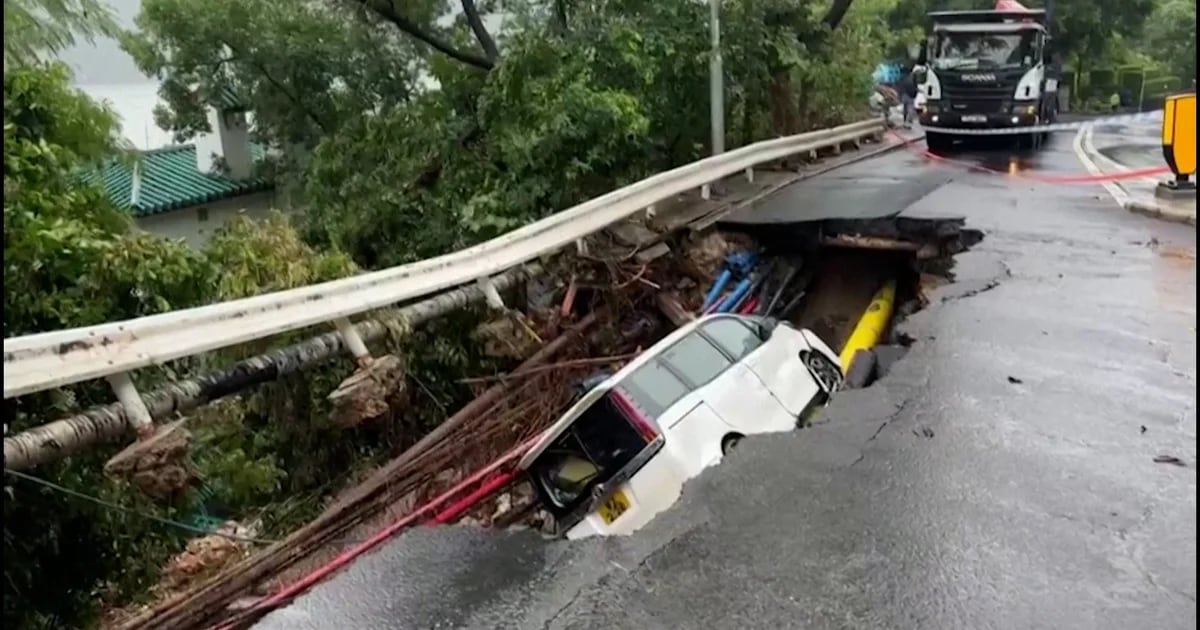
740, 325, 822, 417
700, 362, 796, 435
699, 317, 820, 418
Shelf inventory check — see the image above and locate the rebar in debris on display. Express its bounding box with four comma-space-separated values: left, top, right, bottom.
115, 314, 600, 630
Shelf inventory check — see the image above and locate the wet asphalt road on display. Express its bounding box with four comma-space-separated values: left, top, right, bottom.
258, 131, 1197, 630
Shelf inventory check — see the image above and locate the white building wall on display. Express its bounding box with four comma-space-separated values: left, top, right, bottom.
134, 191, 289, 249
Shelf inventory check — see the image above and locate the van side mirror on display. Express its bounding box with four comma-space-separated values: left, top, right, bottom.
756, 317, 780, 341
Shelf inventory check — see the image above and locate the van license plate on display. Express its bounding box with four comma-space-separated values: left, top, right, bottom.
598, 489, 631, 525
962, 114, 987, 123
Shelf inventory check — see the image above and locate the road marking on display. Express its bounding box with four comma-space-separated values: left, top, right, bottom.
1073, 124, 1132, 208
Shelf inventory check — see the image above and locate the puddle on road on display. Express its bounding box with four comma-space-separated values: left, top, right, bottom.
1152, 243, 1198, 319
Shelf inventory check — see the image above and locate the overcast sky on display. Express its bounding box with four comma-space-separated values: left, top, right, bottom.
58, 0, 150, 85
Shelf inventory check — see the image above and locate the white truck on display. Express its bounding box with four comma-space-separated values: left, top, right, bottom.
917, 3, 1060, 152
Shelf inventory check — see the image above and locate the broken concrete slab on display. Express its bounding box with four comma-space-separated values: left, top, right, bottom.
104, 420, 193, 500
328, 354, 407, 427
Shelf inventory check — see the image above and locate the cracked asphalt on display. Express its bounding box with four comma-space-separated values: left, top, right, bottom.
257, 131, 1196, 630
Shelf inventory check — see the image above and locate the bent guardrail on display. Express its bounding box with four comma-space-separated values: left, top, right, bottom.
4, 118, 883, 401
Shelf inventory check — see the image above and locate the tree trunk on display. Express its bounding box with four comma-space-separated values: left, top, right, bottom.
2, 266, 538, 470
768, 71, 799, 137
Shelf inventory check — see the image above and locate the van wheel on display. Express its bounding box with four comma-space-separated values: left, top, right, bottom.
721, 434, 743, 455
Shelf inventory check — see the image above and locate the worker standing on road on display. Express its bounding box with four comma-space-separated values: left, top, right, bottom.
898, 64, 920, 129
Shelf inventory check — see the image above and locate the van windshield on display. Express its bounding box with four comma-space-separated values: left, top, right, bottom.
528, 389, 655, 516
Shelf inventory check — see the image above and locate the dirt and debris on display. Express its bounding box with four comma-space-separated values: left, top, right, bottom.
473, 313, 546, 359
327, 354, 407, 427
156, 522, 257, 596
104, 421, 194, 500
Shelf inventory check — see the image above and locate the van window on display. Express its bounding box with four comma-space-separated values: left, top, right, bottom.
620, 359, 689, 419
528, 391, 651, 516
701, 317, 763, 361
660, 332, 732, 388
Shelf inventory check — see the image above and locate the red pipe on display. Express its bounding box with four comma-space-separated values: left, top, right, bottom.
430, 471, 518, 524
218, 434, 541, 629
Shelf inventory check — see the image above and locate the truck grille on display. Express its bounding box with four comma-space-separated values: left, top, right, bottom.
944, 98, 1012, 114
942, 83, 1013, 101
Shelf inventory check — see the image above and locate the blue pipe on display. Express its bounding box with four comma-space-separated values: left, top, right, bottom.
716, 277, 754, 313
701, 269, 733, 312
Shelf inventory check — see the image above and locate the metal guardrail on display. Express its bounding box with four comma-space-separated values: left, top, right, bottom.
3, 118, 884, 400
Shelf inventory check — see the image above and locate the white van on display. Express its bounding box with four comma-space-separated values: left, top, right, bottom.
518, 314, 842, 540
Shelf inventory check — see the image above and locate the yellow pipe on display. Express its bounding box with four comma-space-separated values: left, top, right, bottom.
838, 279, 897, 375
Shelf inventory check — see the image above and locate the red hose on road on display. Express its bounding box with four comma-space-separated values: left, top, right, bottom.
216, 434, 541, 629
894, 130, 1172, 183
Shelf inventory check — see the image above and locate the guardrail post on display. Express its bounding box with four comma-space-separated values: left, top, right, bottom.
744, 167, 754, 183
476, 277, 506, 311
105, 372, 155, 440
334, 317, 373, 368
701, 183, 712, 200
575, 238, 589, 256
645, 204, 657, 220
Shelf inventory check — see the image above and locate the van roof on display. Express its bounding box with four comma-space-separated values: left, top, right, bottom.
516, 313, 755, 469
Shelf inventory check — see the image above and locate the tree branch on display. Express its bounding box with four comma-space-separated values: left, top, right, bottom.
357, 0, 494, 70
553, 0, 569, 32
217, 39, 333, 134
460, 0, 499, 62
821, 0, 855, 30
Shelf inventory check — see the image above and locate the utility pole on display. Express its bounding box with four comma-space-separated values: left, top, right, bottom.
709, 0, 724, 156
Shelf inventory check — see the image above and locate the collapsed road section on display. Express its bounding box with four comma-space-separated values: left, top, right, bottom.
123, 166, 982, 630
496, 213, 983, 546
238, 216, 979, 628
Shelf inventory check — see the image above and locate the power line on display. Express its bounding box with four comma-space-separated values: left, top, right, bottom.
4, 469, 283, 545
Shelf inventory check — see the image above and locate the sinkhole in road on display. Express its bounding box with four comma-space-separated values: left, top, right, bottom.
236, 214, 989, 629
471, 213, 984, 539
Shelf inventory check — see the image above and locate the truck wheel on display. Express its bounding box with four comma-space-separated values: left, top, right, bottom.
925, 132, 953, 154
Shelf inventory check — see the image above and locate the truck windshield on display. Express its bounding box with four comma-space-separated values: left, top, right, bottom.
932, 31, 1036, 70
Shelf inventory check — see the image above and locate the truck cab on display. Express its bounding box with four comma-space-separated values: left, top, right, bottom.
917, 6, 1059, 151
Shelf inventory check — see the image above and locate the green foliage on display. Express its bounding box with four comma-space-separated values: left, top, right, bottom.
1140, 0, 1196, 82
4, 0, 121, 68
124, 0, 427, 148
204, 212, 358, 300
3, 63, 219, 630
2, 63, 367, 629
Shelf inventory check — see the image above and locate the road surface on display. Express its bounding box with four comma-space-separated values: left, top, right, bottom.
257, 131, 1197, 630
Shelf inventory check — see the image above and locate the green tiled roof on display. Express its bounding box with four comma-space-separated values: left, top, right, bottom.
85, 144, 272, 218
